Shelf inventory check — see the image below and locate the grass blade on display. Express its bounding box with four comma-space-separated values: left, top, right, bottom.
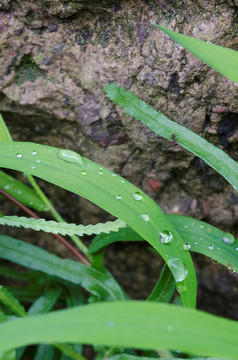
151, 23, 238, 84
105, 84, 238, 192
33, 344, 54, 360
0, 215, 126, 236
0, 286, 27, 317
0, 170, 47, 211
147, 264, 176, 303
0, 141, 196, 307
90, 215, 238, 274
0, 235, 126, 301
0, 301, 238, 359
109, 355, 226, 360
28, 286, 62, 316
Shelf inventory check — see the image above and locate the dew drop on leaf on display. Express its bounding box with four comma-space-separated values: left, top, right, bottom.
221, 232, 234, 245
16, 153, 22, 159
159, 230, 173, 244
58, 149, 84, 167
81, 170, 87, 176
98, 171, 103, 175
116, 195, 122, 200
133, 192, 143, 201
176, 280, 187, 293
168, 258, 188, 283
227, 264, 236, 273
32, 151, 37, 156
107, 321, 114, 327
208, 245, 214, 250
141, 214, 149, 222
167, 325, 173, 331
183, 243, 191, 250
31, 165, 36, 169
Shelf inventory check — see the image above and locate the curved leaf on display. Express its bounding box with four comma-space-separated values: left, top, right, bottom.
0, 235, 126, 302
105, 84, 238, 193
152, 23, 238, 84
0, 141, 196, 307
90, 215, 238, 273
0, 215, 126, 236
0, 301, 238, 359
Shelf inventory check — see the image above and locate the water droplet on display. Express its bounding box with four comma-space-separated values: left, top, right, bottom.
98, 171, 103, 175
32, 150, 37, 156
184, 225, 188, 229
208, 245, 214, 250
111, 173, 116, 177
218, 247, 220, 250
177, 281, 187, 293
141, 214, 149, 222
183, 243, 191, 250
17, 190, 22, 195
168, 258, 188, 283
133, 192, 143, 201
227, 265, 236, 273
116, 195, 122, 200
194, 241, 198, 245
58, 149, 84, 167
107, 320, 114, 327
16, 153, 22, 159
221, 233, 234, 245
81, 170, 87, 176
159, 230, 173, 244
200, 225, 204, 229
167, 325, 173, 331
36, 159, 40, 163
4, 184, 10, 190
236, 248, 238, 251
121, 180, 125, 183
31, 165, 36, 169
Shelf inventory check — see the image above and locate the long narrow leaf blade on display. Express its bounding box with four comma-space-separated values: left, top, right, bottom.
90, 215, 238, 273
152, 23, 238, 84
147, 264, 176, 302
0, 215, 126, 237
105, 84, 238, 192
0, 170, 47, 211
0, 141, 197, 307
0, 235, 126, 301
0, 301, 238, 359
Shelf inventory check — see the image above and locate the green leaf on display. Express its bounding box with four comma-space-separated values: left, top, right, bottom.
89, 227, 142, 254
54, 344, 85, 360
0, 301, 238, 359
0, 170, 47, 211
0, 350, 16, 360
105, 84, 238, 193
0, 286, 27, 317
151, 23, 238, 84
90, 215, 238, 274
28, 286, 62, 316
0, 235, 126, 301
0, 141, 197, 308
168, 215, 238, 273
147, 264, 176, 302
0, 215, 126, 237
33, 344, 54, 360
0, 113, 12, 142
109, 355, 226, 360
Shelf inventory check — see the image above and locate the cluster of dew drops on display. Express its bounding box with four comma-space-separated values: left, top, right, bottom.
14, 148, 237, 276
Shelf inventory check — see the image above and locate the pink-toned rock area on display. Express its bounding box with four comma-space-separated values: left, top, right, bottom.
0, 0, 238, 312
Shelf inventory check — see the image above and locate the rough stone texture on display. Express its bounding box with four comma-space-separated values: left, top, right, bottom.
0, 0, 238, 310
